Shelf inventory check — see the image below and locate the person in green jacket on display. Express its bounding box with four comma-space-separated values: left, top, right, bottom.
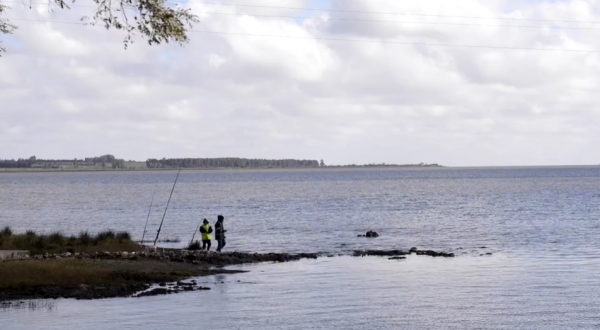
199, 219, 213, 251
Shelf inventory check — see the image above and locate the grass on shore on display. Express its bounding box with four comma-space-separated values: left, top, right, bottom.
0, 259, 202, 290
0, 227, 141, 255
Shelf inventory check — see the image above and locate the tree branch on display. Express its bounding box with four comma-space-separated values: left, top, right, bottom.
0, 0, 198, 54
0, 4, 18, 56
82, 0, 198, 49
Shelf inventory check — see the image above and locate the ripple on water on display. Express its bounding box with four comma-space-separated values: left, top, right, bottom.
2, 254, 600, 330
2, 168, 600, 329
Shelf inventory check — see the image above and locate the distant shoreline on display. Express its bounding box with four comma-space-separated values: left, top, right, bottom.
0, 165, 444, 173
1, 164, 600, 174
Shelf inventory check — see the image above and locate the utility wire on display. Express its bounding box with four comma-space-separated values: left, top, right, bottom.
168, 12, 600, 31
191, 30, 600, 53
7, 6, 600, 31
3, 0, 600, 25
134, 1, 600, 25
5, 17, 600, 53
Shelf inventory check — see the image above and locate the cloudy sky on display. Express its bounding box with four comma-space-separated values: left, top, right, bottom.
1, 0, 599, 166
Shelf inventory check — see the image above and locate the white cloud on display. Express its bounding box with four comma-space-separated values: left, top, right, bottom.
0, 0, 599, 166
208, 54, 226, 68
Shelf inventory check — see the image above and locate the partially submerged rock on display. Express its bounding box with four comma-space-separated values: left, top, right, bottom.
353, 248, 455, 258
136, 288, 169, 298
388, 256, 406, 260
353, 250, 408, 257
357, 231, 379, 238
135, 285, 211, 298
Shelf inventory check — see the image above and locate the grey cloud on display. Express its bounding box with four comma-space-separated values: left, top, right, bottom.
1, 0, 599, 165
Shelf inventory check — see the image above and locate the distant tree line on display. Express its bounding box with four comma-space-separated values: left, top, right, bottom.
146, 157, 320, 169
84, 155, 116, 164
0, 154, 439, 170
0, 156, 38, 168
0, 155, 124, 169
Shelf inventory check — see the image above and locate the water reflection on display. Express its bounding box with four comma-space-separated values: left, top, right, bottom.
2, 254, 600, 330
0, 300, 56, 312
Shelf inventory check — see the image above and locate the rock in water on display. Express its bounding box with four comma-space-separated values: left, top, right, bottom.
388, 256, 407, 260
136, 288, 169, 298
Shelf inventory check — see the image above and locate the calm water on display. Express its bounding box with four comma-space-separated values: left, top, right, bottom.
1, 167, 600, 329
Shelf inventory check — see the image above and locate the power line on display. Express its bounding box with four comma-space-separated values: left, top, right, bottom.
3, 0, 600, 25
7, 9, 600, 31
191, 30, 600, 53
8, 17, 88, 25
154, 1, 600, 25
183, 12, 600, 31
6, 17, 600, 53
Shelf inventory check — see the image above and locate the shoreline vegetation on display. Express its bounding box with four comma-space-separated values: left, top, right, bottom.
0, 154, 442, 172
0, 226, 320, 301
0, 226, 460, 302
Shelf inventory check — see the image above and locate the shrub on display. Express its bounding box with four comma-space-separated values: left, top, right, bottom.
67, 235, 77, 246
26, 230, 36, 236
48, 232, 64, 245
188, 241, 202, 251
116, 232, 131, 241
78, 231, 92, 245
33, 236, 48, 250
96, 230, 116, 241
1, 226, 12, 237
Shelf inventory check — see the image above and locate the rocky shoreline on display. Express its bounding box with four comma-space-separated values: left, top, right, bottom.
353, 247, 455, 258
16, 250, 321, 268
0, 251, 320, 302
1, 247, 466, 302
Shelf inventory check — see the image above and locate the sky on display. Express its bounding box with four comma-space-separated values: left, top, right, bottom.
1, 0, 599, 166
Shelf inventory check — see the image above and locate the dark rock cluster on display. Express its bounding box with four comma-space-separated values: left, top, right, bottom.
409, 247, 455, 258
388, 256, 407, 260
357, 231, 379, 238
353, 247, 455, 258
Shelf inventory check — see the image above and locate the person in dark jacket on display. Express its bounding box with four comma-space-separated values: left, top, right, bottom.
214, 215, 227, 252
199, 219, 213, 251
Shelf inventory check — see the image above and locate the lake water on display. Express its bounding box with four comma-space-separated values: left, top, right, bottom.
1, 167, 600, 329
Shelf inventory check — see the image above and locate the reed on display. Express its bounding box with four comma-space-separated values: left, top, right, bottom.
0, 230, 142, 254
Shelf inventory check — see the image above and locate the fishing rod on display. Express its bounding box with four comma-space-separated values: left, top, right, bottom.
140, 185, 158, 244
189, 218, 204, 246
189, 215, 233, 246
153, 168, 182, 248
